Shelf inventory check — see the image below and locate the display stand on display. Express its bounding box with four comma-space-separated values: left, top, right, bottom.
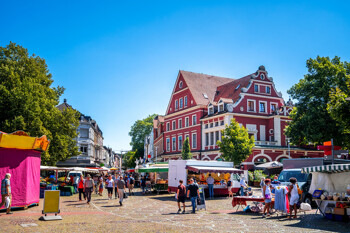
39, 190, 62, 221
197, 188, 206, 211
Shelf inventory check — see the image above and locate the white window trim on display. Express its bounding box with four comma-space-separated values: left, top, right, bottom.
185, 134, 189, 142
178, 119, 182, 129
208, 106, 214, 115
270, 101, 279, 114
184, 96, 188, 107
192, 133, 197, 149
192, 115, 197, 126
166, 122, 170, 131
172, 137, 176, 151
172, 120, 176, 130
179, 97, 183, 109
178, 136, 183, 150
254, 84, 259, 93
247, 99, 256, 112
266, 85, 271, 94
259, 101, 268, 114
179, 81, 183, 88
185, 117, 189, 127
166, 138, 170, 152
218, 103, 224, 112
175, 100, 178, 110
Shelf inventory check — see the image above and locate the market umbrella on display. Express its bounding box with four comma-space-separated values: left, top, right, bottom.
110, 167, 117, 171
255, 161, 283, 169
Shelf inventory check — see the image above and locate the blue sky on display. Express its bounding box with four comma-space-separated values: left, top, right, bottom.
1, 1, 349, 151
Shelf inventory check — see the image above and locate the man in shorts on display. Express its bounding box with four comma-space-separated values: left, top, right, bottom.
176, 180, 186, 214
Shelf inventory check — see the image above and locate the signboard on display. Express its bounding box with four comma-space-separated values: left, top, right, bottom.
43, 190, 60, 214
197, 188, 206, 211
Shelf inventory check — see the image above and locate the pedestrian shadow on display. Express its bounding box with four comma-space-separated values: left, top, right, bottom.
66, 203, 89, 206
101, 205, 121, 208
149, 196, 177, 202
63, 201, 78, 203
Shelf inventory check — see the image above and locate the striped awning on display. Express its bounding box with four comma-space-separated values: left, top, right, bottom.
302, 164, 350, 173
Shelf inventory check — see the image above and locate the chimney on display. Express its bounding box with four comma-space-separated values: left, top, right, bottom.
64, 98, 67, 103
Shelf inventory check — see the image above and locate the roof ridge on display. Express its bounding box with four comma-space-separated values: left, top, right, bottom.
180, 70, 234, 80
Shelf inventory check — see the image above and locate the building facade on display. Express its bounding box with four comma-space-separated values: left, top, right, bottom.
153, 67, 324, 170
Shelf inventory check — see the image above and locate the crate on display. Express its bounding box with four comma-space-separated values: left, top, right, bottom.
334, 215, 345, 222
325, 213, 333, 220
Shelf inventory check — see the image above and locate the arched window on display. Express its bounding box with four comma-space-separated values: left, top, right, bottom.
260, 74, 265, 80
179, 81, 183, 88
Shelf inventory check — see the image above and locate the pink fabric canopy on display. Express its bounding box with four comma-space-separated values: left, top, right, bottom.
0, 148, 41, 209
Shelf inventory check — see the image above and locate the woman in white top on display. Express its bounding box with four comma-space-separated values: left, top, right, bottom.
105, 175, 114, 200
262, 179, 272, 217
287, 177, 299, 219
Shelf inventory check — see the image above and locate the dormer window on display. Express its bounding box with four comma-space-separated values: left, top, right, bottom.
260, 74, 265, 80
219, 103, 224, 112
179, 81, 183, 88
208, 106, 214, 115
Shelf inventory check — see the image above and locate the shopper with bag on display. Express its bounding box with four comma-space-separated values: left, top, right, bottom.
187, 178, 200, 214
84, 174, 95, 204
0, 173, 13, 214
262, 179, 272, 217
116, 176, 126, 206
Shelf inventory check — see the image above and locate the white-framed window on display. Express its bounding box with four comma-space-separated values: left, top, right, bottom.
260, 74, 265, 80
221, 120, 224, 126
172, 137, 176, 151
215, 131, 220, 144
266, 86, 271, 94
179, 81, 183, 88
219, 103, 224, 112
259, 101, 267, 113
215, 121, 219, 127
185, 117, 189, 127
210, 123, 213, 128
172, 121, 176, 130
208, 105, 214, 115
178, 119, 182, 129
166, 122, 170, 131
175, 100, 178, 110
80, 144, 88, 154
205, 133, 209, 146
180, 98, 183, 109
254, 84, 259, 92
205, 124, 208, 129
166, 138, 170, 151
192, 115, 197, 125
184, 96, 188, 107
178, 136, 183, 150
271, 103, 277, 113
185, 134, 189, 140
210, 132, 214, 145
80, 128, 89, 138
247, 100, 255, 112
192, 133, 197, 149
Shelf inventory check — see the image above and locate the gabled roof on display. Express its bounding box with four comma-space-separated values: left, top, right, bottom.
179, 70, 233, 106
213, 74, 253, 103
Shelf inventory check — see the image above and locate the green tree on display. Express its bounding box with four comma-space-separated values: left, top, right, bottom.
286, 56, 349, 146
129, 114, 157, 160
328, 74, 350, 147
123, 150, 137, 169
181, 137, 192, 160
0, 42, 80, 165
217, 119, 255, 165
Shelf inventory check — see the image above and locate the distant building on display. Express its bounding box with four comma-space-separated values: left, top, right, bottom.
56, 99, 106, 167
150, 67, 324, 170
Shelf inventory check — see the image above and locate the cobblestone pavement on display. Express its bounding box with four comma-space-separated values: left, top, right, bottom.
0, 188, 349, 232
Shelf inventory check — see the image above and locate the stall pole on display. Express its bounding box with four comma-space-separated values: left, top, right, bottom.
331, 138, 334, 164
56, 170, 58, 183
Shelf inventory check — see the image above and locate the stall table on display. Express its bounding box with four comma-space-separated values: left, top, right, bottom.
232, 196, 266, 211
154, 183, 168, 194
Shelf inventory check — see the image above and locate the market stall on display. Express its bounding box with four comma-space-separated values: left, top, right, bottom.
302, 164, 350, 221
138, 164, 169, 194
0, 131, 49, 210
168, 160, 243, 196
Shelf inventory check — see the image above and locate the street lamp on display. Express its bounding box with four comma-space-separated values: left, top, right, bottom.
287, 138, 291, 159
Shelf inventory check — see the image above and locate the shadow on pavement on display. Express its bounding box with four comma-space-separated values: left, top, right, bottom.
149, 196, 175, 202
101, 205, 121, 208
66, 203, 89, 206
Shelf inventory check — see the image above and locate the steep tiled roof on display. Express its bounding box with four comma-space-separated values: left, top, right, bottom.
180, 70, 233, 106
56, 102, 72, 111
213, 74, 253, 103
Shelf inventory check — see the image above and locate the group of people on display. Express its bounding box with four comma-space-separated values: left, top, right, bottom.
176, 178, 201, 214
261, 176, 300, 219
76, 173, 135, 206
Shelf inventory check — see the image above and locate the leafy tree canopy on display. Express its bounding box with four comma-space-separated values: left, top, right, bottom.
181, 137, 192, 160
0, 42, 80, 165
286, 56, 349, 146
129, 114, 157, 160
123, 150, 137, 169
217, 119, 255, 165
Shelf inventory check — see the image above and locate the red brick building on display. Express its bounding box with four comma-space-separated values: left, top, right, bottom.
152, 66, 324, 170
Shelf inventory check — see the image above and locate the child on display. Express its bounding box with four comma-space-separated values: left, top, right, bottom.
287, 177, 299, 219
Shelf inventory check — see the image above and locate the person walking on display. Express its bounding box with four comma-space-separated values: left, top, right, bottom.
287, 177, 299, 219
141, 176, 146, 195
77, 175, 86, 201
187, 178, 200, 214
206, 174, 214, 199
84, 174, 95, 204
105, 175, 114, 200
240, 175, 248, 196
98, 176, 104, 196
176, 180, 186, 214
227, 178, 233, 198
114, 175, 119, 199
73, 175, 79, 193
128, 176, 135, 196
262, 179, 272, 217
0, 173, 12, 214
116, 176, 126, 206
